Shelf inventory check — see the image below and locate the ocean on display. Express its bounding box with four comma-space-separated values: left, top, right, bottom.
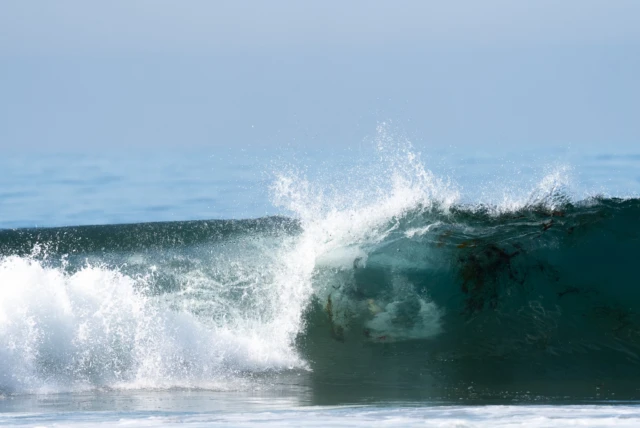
2, 132, 640, 426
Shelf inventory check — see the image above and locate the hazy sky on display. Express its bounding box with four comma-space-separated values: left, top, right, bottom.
1, 1, 639, 152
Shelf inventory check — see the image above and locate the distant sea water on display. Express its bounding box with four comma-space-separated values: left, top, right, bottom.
2, 132, 640, 426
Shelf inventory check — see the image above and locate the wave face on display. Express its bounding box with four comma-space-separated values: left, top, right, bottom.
299, 196, 640, 399
1, 143, 640, 399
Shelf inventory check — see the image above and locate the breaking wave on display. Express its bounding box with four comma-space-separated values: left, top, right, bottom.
2, 136, 639, 398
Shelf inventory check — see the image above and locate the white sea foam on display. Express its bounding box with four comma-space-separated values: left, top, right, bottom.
0, 255, 305, 394
2, 405, 639, 427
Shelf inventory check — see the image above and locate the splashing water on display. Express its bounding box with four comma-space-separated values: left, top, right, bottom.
2, 130, 638, 399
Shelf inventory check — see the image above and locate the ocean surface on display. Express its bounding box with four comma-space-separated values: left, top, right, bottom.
2, 134, 640, 426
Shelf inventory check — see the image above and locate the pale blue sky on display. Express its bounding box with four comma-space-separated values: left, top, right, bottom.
1, 1, 639, 152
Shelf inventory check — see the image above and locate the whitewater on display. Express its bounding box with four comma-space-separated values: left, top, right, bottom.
2, 136, 640, 426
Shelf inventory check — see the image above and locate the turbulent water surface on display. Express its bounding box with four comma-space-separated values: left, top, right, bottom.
1, 141, 640, 426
